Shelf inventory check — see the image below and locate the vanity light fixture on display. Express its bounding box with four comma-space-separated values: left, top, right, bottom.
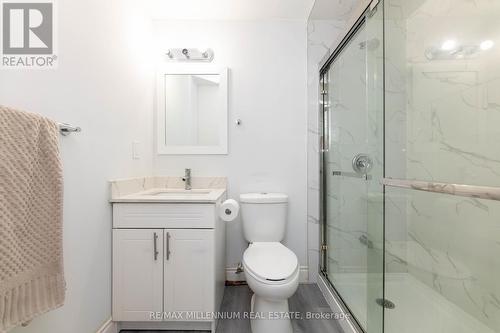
165, 48, 214, 62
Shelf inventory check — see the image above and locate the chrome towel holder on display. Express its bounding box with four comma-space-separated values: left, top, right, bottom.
58, 123, 81, 136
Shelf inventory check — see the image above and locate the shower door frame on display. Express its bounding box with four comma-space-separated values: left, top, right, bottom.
318, 1, 382, 332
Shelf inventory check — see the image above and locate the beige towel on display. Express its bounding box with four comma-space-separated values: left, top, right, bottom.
0, 106, 65, 332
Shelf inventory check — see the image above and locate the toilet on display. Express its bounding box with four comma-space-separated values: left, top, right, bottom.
240, 193, 299, 333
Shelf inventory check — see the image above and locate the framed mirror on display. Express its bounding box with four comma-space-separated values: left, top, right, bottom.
157, 67, 228, 154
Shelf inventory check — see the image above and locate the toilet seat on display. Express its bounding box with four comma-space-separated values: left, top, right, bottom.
243, 242, 298, 284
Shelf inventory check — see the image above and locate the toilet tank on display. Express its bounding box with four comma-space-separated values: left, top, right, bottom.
239, 193, 288, 242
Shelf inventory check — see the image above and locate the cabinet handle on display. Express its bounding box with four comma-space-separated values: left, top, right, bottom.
166, 232, 171, 260
153, 232, 159, 261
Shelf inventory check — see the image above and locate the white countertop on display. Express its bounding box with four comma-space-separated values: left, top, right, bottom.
110, 187, 226, 203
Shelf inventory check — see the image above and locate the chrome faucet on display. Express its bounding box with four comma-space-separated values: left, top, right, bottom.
182, 168, 192, 190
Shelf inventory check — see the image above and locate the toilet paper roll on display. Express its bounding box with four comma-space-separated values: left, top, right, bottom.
219, 199, 240, 222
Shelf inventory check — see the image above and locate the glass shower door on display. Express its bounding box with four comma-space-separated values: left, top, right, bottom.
321, 4, 384, 332
384, 1, 500, 332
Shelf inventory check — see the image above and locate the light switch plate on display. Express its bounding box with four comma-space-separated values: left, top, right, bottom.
132, 141, 141, 160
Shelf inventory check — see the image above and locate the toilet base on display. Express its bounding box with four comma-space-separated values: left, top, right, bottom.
249, 294, 293, 333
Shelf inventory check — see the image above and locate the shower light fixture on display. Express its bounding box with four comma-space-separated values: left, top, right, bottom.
480, 40, 494, 50
441, 39, 457, 51
426, 38, 493, 61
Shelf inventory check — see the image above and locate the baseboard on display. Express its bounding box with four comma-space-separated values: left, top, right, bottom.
95, 318, 117, 333
226, 266, 309, 283
298, 266, 309, 283
225, 280, 247, 286
317, 274, 362, 333
225, 267, 246, 282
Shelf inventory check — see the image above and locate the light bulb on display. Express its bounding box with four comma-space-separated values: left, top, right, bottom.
480, 40, 494, 51
441, 39, 457, 51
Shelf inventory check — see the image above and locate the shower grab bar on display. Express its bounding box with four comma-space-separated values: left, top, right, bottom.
382, 178, 500, 201
332, 170, 372, 180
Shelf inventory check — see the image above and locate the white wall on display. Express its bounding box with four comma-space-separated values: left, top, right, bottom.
0, 0, 154, 332
152, 20, 308, 270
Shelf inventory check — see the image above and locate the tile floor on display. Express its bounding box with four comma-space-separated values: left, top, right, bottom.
121, 284, 344, 333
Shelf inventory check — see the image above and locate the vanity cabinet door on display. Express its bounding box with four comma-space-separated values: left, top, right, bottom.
164, 229, 214, 317
113, 229, 163, 321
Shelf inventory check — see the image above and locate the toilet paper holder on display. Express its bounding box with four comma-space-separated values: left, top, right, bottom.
219, 199, 240, 222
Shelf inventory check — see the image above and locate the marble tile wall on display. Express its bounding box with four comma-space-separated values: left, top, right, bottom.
383, 0, 410, 275
307, 18, 347, 282
325, 23, 372, 276
306, 0, 386, 283
317, 6, 386, 330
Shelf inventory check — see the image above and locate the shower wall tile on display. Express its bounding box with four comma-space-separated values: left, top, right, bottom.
400, 0, 500, 188
386, 188, 500, 331
407, 72, 500, 186
384, 0, 410, 275
384, 16, 408, 180
307, 19, 347, 282
307, 8, 387, 282
325, 174, 369, 272
384, 194, 408, 273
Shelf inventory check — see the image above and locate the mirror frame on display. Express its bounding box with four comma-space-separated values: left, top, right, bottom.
156, 67, 228, 155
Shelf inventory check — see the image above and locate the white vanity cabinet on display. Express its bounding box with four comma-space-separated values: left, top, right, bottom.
112, 229, 164, 321
111, 202, 225, 332
163, 229, 213, 315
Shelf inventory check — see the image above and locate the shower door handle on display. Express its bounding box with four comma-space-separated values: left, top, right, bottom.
332, 171, 372, 180
331, 154, 373, 180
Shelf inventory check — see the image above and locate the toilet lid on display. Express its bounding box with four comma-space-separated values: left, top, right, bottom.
243, 242, 298, 281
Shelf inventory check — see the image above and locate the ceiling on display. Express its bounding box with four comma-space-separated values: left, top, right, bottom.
144, 0, 316, 20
